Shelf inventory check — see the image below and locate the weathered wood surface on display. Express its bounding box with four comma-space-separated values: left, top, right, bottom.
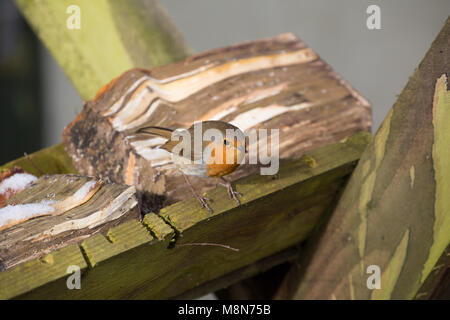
63, 33, 371, 209
275, 18, 450, 300
0, 175, 140, 270
0, 243, 87, 297
0, 132, 369, 299
15, 0, 191, 100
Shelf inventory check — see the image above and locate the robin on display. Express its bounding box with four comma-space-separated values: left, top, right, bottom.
138, 121, 247, 213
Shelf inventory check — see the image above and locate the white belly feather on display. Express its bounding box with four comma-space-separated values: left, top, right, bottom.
171, 153, 208, 177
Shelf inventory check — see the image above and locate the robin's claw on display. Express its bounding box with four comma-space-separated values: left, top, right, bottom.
198, 196, 213, 213
219, 178, 242, 206
227, 185, 242, 206
183, 173, 213, 214
229, 189, 242, 198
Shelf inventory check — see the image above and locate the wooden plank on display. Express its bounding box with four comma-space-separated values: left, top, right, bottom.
0, 143, 77, 177
0, 244, 87, 299
15, 0, 191, 100
62, 33, 371, 210
3, 132, 369, 299
275, 18, 450, 300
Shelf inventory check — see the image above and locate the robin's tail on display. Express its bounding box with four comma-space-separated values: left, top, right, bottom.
137, 126, 173, 139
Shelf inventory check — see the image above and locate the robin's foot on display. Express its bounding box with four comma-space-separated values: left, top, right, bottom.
219, 178, 242, 206
195, 195, 213, 213
183, 173, 213, 213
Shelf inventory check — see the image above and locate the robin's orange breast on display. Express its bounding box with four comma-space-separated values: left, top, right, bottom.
206, 144, 240, 177
206, 162, 240, 177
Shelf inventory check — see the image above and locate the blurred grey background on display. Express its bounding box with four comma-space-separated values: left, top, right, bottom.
2, 0, 450, 163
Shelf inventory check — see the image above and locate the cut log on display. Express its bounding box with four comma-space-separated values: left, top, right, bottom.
0, 174, 140, 270
275, 18, 450, 300
62, 33, 371, 210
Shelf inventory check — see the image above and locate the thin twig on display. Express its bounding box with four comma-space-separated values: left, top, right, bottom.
175, 242, 240, 252
24, 152, 44, 175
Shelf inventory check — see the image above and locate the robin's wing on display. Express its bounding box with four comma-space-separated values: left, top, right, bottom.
138, 126, 173, 139
137, 126, 178, 152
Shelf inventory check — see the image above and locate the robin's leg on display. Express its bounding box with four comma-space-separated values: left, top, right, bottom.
182, 173, 213, 213
218, 176, 242, 206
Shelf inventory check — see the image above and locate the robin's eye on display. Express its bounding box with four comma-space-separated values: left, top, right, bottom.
224, 139, 229, 146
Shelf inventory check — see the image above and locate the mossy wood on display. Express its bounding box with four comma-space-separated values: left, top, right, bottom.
0, 133, 370, 299
0, 144, 77, 177
275, 18, 450, 300
15, 0, 191, 100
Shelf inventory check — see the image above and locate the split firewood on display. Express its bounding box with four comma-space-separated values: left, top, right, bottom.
0, 174, 140, 270
62, 33, 371, 210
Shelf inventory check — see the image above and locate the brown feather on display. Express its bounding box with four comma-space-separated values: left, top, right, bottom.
137, 126, 173, 140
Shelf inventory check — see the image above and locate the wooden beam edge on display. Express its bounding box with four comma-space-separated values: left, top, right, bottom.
0, 244, 87, 299
159, 131, 371, 233
0, 143, 77, 177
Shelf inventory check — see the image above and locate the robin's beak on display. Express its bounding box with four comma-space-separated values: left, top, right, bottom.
244, 136, 249, 153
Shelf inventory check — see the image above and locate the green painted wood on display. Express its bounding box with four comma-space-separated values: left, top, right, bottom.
143, 213, 174, 241
0, 143, 77, 177
15, 0, 191, 100
282, 18, 450, 300
3, 132, 370, 299
82, 220, 154, 268
0, 244, 87, 299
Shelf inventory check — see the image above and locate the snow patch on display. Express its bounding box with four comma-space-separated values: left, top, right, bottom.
0, 173, 37, 197
0, 200, 56, 229
72, 180, 98, 202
